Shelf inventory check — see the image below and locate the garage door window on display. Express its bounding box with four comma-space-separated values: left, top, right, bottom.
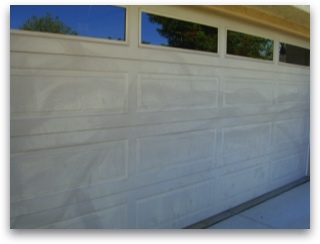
279, 42, 310, 66
227, 30, 274, 61
10, 5, 126, 41
141, 11, 218, 53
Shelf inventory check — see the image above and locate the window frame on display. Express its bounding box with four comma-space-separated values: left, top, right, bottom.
10, 5, 130, 46
225, 28, 275, 63
138, 8, 220, 57
278, 40, 310, 67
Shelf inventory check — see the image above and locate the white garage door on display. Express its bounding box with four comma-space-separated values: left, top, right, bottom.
10, 6, 310, 228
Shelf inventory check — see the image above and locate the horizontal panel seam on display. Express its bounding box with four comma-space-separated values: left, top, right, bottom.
10, 108, 310, 137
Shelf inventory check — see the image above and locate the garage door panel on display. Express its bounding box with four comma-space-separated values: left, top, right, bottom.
136, 179, 214, 228
11, 140, 128, 199
135, 171, 216, 229
274, 118, 309, 145
223, 78, 274, 107
215, 123, 272, 166
11, 191, 129, 229
271, 152, 307, 182
277, 81, 310, 104
10, 175, 133, 220
137, 158, 214, 188
214, 160, 272, 214
138, 74, 219, 112
137, 129, 216, 174
222, 123, 271, 154
11, 70, 129, 118
219, 163, 269, 200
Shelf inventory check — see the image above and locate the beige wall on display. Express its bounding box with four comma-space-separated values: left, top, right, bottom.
10, 5, 310, 228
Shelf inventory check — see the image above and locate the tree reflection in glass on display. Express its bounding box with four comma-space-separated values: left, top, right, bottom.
10, 5, 126, 41
227, 30, 274, 60
141, 12, 218, 53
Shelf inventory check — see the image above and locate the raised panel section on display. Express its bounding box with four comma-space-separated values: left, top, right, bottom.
272, 153, 306, 181
220, 163, 269, 200
11, 70, 128, 116
11, 140, 128, 199
136, 179, 214, 228
11, 191, 127, 228
137, 130, 216, 173
44, 204, 127, 229
222, 123, 271, 154
277, 81, 309, 104
223, 78, 273, 107
137, 74, 218, 112
274, 118, 308, 145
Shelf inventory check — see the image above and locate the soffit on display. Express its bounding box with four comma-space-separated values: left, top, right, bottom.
199, 5, 310, 39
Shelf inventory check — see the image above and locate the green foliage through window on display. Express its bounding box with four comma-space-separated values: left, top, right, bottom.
19, 13, 78, 35
11, 5, 126, 41
141, 12, 218, 53
227, 30, 273, 60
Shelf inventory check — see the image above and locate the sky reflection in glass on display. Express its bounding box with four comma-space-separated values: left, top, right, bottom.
10, 5, 126, 40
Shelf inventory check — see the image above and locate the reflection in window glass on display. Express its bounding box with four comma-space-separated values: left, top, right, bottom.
279, 42, 310, 66
227, 30, 274, 60
141, 12, 218, 53
10, 5, 126, 41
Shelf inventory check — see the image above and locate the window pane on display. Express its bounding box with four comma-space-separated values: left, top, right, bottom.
141, 12, 218, 53
279, 42, 310, 66
227, 30, 274, 60
10, 5, 126, 41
